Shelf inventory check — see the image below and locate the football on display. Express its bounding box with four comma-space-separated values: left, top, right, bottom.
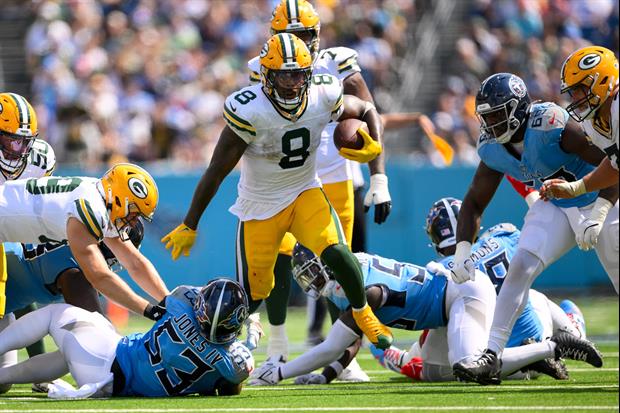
333, 118, 369, 150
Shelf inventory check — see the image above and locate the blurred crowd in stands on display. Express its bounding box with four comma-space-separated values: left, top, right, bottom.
17, 0, 620, 168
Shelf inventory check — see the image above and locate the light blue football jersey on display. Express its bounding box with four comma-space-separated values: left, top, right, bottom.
114, 286, 250, 397
439, 223, 543, 346
4, 242, 78, 314
478, 102, 597, 208
325, 253, 448, 330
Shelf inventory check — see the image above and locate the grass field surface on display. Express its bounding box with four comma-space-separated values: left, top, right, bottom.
0, 296, 617, 413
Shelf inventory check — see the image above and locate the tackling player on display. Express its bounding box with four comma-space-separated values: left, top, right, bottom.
449, 73, 618, 384
0, 163, 169, 319
0, 279, 254, 398
542, 46, 618, 198
162, 34, 393, 350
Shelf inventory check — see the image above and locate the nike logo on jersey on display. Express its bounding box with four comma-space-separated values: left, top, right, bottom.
229, 104, 237, 112
549, 113, 556, 125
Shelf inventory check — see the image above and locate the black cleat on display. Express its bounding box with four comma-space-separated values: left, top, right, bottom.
551, 332, 603, 368
453, 349, 502, 385
520, 338, 569, 380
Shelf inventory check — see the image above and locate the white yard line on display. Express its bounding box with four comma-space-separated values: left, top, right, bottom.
0, 407, 617, 412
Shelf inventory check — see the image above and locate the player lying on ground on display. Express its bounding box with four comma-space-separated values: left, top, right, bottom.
248, 245, 602, 385
0, 279, 254, 398
365, 197, 589, 382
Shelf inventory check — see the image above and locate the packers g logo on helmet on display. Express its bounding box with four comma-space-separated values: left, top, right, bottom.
0, 93, 38, 178
260, 33, 313, 120
100, 163, 159, 240
271, 0, 321, 59
561, 46, 619, 122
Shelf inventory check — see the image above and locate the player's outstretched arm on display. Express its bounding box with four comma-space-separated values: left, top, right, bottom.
104, 235, 169, 301
541, 157, 619, 200
452, 161, 504, 283
67, 218, 152, 316
162, 126, 248, 260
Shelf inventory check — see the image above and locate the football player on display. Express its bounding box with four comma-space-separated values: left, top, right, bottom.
368, 197, 586, 382
0, 279, 254, 398
247, 243, 601, 385
162, 33, 393, 351
244, 0, 390, 374
450, 73, 618, 385
0, 163, 169, 319
542, 46, 618, 197
0, 222, 144, 394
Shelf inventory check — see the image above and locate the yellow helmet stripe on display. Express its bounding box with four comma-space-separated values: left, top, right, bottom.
75, 198, 103, 240
286, 0, 298, 22
8, 93, 30, 131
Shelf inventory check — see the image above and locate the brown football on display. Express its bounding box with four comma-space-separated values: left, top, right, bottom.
333, 118, 369, 150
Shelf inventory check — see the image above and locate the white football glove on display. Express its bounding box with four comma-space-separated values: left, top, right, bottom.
425, 261, 450, 277
244, 313, 263, 351
450, 241, 476, 284
247, 356, 284, 386
364, 174, 392, 224
575, 198, 613, 251
294, 373, 327, 385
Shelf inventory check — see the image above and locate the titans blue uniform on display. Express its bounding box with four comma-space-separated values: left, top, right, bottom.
326, 253, 448, 330
4, 242, 78, 314
478, 102, 597, 208
440, 224, 543, 346
114, 286, 251, 397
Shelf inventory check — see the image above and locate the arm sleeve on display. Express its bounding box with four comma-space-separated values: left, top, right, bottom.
279, 320, 359, 379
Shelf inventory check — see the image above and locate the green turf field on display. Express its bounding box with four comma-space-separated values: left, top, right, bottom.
1, 296, 618, 413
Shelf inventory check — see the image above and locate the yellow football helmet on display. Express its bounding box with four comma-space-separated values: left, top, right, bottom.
100, 163, 159, 240
260, 33, 313, 119
271, 0, 321, 59
0, 92, 38, 177
561, 46, 619, 121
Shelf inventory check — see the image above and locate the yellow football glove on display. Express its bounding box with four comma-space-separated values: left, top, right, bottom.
338, 127, 383, 163
161, 223, 197, 261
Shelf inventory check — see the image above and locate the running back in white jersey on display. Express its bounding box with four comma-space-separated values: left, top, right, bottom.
0, 176, 116, 244
0, 139, 56, 184
248, 47, 361, 184
223, 75, 344, 221
581, 92, 619, 170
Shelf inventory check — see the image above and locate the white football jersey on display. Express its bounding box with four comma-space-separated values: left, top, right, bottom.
581, 92, 618, 170
0, 176, 116, 244
0, 139, 56, 184
223, 75, 344, 220
248, 47, 362, 184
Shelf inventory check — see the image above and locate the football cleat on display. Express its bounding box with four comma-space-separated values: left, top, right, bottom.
352, 305, 393, 350
383, 347, 407, 373
551, 332, 603, 367
453, 349, 502, 385
247, 355, 285, 386
337, 357, 370, 382
400, 357, 424, 381
520, 338, 569, 380
31, 378, 72, 394
560, 299, 587, 339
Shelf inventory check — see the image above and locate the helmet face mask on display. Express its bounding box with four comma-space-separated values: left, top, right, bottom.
194, 279, 249, 345
561, 46, 619, 122
264, 67, 312, 108
476, 73, 531, 144
0, 93, 38, 178
292, 243, 332, 299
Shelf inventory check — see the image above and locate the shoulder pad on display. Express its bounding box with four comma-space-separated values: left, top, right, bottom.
247, 56, 261, 84
528, 102, 568, 131
479, 223, 519, 239
168, 285, 200, 306
319, 47, 361, 79
311, 74, 343, 116
227, 341, 254, 381
30, 139, 57, 175
223, 87, 259, 143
